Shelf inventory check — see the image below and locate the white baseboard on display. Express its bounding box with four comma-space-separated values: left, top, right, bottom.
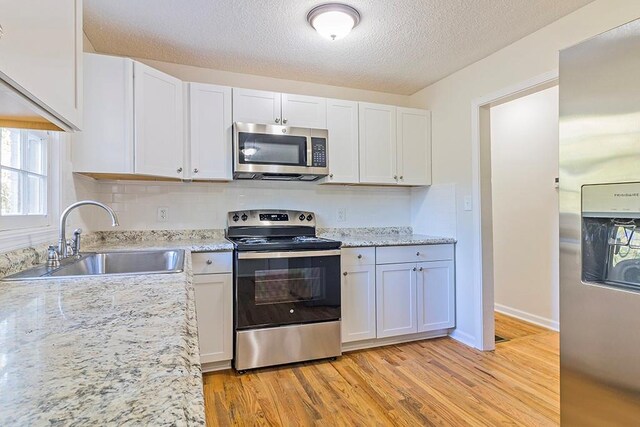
495, 303, 559, 331
449, 328, 477, 348
342, 330, 449, 353
201, 360, 231, 373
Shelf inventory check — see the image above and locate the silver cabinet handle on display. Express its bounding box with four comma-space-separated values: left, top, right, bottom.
206, 259, 213, 265
416, 252, 421, 256
343, 272, 348, 276
329, 174, 334, 179
193, 168, 199, 174
394, 175, 398, 180
177, 167, 183, 173
412, 267, 417, 271
400, 176, 404, 180
275, 118, 280, 123
419, 267, 423, 271
283, 119, 288, 124
357, 254, 362, 259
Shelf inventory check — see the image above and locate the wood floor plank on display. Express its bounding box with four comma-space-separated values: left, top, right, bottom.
203, 314, 559, 426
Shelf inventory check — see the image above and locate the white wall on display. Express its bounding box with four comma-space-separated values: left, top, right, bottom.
409, 0, 640, 347
490, 86, 559, 330
83, 180, 412, 231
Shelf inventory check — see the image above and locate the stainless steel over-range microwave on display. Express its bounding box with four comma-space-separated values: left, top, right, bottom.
233, 122, 329, 181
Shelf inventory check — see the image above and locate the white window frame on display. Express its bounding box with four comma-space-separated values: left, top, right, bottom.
0, 131, 61, 252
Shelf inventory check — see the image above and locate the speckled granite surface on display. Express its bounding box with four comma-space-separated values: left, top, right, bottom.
0, 253, 205, 426
318, 227, 456, 247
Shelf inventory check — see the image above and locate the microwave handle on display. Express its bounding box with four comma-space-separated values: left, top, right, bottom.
306, 136, 313, 167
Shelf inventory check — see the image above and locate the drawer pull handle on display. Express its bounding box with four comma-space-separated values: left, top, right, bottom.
343, 272, 348, 276
357, 254, 362, 259
412, 267, 417, 271
419, 267, 423, 271
416, 252, 421, 256
206, 260, 213, 265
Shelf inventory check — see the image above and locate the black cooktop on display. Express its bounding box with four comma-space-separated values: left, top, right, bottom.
229, 235, 341, 251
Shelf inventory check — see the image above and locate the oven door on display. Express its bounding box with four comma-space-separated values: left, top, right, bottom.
235, 249, 341, 330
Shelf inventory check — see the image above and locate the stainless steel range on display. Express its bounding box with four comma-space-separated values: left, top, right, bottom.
226, 209, 342, 371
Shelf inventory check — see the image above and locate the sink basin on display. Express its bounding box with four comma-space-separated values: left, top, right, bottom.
3, 249, 185, 281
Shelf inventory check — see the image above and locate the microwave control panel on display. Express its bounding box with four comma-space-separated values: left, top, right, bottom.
311, 138, 327, 167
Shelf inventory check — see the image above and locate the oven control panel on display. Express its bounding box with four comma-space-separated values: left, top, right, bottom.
259, 213, 288, 221
228, 209, 316, 227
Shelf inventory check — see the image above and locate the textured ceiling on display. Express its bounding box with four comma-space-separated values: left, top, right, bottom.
84, 0, 594, 95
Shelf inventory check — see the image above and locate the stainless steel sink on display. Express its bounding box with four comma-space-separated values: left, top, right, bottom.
3, 249, 185, 281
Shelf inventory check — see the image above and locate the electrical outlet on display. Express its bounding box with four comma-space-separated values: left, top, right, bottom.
157, 207, 169, 222
336, 208, 347, 222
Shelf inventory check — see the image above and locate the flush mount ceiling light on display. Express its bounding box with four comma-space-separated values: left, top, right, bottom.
307, 3, 361, 41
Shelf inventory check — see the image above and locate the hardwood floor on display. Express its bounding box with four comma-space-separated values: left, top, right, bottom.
203, 315, 558, 426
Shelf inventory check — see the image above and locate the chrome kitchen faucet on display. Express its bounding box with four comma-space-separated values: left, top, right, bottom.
56, 201, 119, 259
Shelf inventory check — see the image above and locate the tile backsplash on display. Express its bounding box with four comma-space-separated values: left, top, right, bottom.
79, 178, 413, 231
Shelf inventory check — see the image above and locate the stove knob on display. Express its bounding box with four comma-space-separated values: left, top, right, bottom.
306, 214, 313, 221
232, 214, 239, 222
299, 214, 305, 221
241, 214, 248, 221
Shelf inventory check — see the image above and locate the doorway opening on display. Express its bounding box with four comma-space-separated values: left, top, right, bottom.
471, 71, 559, 350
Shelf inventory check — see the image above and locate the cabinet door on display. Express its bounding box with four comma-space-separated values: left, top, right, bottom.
342, 265, 376, 343
359, 103, 397, 184
193, 273, 233, 363
232, 88, 281, 125
417, 261, 455, 332
74, 54, 134, 174
376, 263, 417, 338
188, 83, 232, 180
281, 93, 326, 128
325, 99, 359, 184
0, 0, 82, 129
133, 62, 184, 178
397, 108, 431, 186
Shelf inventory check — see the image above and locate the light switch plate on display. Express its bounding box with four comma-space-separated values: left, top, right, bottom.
464, 196, 472, 211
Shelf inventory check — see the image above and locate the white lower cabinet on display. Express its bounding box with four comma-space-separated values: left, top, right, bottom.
342, 244, 455, 346
376, 263, 418, 338
417, 261, 455, 332
341, 264, 376, 343
192, 252, 233, 368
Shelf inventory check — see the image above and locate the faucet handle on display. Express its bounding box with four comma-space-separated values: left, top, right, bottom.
66, 239, 75, 256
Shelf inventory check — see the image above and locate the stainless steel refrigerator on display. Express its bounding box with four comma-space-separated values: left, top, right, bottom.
560, 18, 640, 425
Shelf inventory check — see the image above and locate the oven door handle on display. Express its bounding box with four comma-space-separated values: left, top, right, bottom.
238, 249, 341, 259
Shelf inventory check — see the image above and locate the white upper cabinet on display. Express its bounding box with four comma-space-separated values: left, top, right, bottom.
281, 93, 326, 128
134, 62, 184, 178
188, 83, 232, 180
232, 89, 326, 128
0, 0, 82, 130
232, 88, 281, 125
397, 108, 431, 186
359, 103, 397, 184
358, 102, 431, 186
325, 99, 359, 184
74, 54, 134, 174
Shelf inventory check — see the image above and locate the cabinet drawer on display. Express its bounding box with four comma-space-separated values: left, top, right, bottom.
376, 244, 453, 264
192, 252, 233, 274
342, 247, 375, 266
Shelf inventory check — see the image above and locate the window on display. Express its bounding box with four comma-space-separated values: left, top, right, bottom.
0, 128, 51, 230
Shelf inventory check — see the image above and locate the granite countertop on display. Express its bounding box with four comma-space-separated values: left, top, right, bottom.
319, 231, 456, 248
0, 252, 206, 425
